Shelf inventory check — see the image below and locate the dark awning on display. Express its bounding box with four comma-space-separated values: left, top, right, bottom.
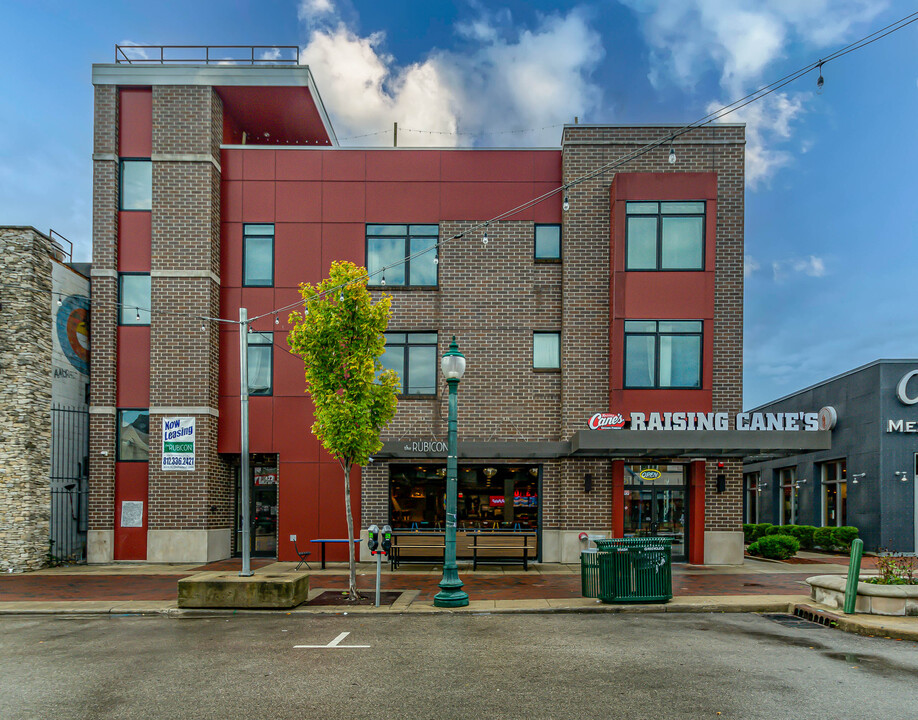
569, 430, 831, 458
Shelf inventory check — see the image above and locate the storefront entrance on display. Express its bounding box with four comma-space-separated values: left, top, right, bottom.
624, 464, 687, 561
235, 455, 278, 558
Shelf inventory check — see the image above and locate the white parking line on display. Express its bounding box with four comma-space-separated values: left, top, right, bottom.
294, 631, 370, 649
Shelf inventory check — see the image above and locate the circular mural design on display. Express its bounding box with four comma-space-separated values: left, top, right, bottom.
56, 295, 90, 375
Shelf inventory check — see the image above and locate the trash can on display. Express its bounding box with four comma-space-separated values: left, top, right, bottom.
592, 537, 673, 603
580, 549, 601, 598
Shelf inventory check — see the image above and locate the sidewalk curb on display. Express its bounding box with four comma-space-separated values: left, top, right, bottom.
793, 603, 918, 643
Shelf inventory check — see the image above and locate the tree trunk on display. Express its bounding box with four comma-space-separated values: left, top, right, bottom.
343, 461, 360, 599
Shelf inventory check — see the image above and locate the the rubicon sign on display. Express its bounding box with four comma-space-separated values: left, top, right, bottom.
589, 412, 627, 430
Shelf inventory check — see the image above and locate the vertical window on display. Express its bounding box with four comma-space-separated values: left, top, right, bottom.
778, 467, 797, 525
534, 225, 561, 260
744, 473, 759, 524
625, 201, 705, 270
366, 225, 438, 287
243, 224, 274, 287
119, 274, 151, 325
380, 333, 438, 394
821, 459, 847, 527
533, 332, 560, 369
119, 159, 152, 211
624, 320, 702, 388
117, 409, 150, 461
247, 332, 273, 396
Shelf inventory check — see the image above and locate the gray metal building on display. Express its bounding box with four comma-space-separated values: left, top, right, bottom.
743, 360, 918, 552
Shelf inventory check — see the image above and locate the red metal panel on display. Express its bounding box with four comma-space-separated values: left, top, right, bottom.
689, 460, 706, 564
322, 151, 366, 181
317, 462, 362, 561
117, 212, 152, 272
440, 182, 536, 220
242, 181, 275, 222
239, 287, 277, 320
611, 460, 624, 538
531, 183, 564, 224
274, 223, 323, 288
118, 88, 152, 157
612, 389, 714, 416
113, 462, 148, 560
275, 182, 322, 223
365, 182, 441, 223
218, 328, 238, 398
321, 223, 365, 271
243, 150, 275, 180
221, 149, 244, 181
366, 150, 441, 182
273, 397, 320, 462
218, 396, 239, 454
441, 150, 534, 182
247, 396, 274, 452
273, 333, 309, 399
277, 461, 320, 562
220, 222, 242, 287
617, 273, 714, 319
221, 181, 243, 223
322, 181, 366, 223
116, 327, 150, 407
612, 172, 718, 201
532, 151, 563, 182
276, 150, 323, 181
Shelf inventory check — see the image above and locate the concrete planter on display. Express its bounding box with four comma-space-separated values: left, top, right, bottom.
178, 571, 310, 609
806, 575, 918, 616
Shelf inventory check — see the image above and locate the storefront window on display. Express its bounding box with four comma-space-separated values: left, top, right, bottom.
623, 464, 687, 561
744, 473, 759, 523
389, 464, 539, 530
235, 454, 278, 557
778, 467, 797, 525
821, 459, 847, 527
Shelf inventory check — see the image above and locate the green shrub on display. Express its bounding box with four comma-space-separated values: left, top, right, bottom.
763, 524, 788, 536
751, 523, 774, 541
775, 525, 816, 550
748, 534, 800, 560
742, 524, 756, 543
833, 526, 859, 551
813, 526, 835, 550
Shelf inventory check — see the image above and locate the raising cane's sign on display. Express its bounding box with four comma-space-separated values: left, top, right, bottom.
588, 410, 831, 432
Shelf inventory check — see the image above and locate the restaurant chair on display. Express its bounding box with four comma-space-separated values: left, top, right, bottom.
293, 539, 312, 571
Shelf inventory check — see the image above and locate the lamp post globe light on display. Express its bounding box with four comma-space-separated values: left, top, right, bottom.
434, 336, 470, 608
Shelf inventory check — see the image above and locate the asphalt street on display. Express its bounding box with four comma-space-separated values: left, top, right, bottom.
1, 612, 915, 719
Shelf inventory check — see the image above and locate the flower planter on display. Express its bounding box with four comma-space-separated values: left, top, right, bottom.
806, 575, 918, 616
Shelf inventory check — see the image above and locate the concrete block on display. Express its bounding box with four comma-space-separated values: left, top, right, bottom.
704, 531, 744, 565
87, 530, 114, 564
177, 571, 310, 608
147, 529, 231, 563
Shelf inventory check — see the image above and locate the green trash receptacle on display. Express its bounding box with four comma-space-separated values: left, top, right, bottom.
580, 549, 601, 598
593, 537, 673, 603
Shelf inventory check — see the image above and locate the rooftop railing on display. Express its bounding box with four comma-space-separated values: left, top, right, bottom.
114, 45, 300, 65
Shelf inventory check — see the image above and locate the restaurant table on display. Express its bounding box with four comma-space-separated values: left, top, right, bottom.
310, 538, 362, 569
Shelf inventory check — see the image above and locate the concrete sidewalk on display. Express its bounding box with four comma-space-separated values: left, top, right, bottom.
1, 557, 914, 643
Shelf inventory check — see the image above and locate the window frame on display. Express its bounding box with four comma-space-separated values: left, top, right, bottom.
623, 320, 703, 389
118, 272, 151, 326
820, 459, 847, 527
624, 201, 706, 271
365, 224, 439, 289
532, 331, 561, 370
119, 158, 152, 212
534, 224, 562, 262
117, 408, 150, 462
382, 332, 439, 396
246, 331, 274, 397
744, 472, 760, 524
242, 224, 275, 288
778, 467, 797, 525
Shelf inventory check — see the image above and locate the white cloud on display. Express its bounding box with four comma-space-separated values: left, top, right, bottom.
621, 1, 886, 186
771, 254, 827, 282
299, 10, 604, 146
744, 255, 760, 277
298, 0, 335, 22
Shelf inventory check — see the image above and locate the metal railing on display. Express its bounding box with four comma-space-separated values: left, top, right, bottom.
115, 45, 300, 65
50, 405, 89, 564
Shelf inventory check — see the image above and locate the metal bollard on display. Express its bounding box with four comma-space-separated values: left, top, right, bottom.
843, 538, 864, 614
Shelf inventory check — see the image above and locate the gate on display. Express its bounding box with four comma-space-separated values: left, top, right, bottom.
50, 405, 89, 564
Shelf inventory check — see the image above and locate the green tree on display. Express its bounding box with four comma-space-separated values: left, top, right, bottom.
287, 261, 399, 599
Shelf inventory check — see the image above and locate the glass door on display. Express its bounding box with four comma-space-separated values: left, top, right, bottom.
624, 464, 688, 561
235, 456, 278, 558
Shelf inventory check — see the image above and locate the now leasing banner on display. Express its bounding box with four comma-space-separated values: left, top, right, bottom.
162, 417, 195, 471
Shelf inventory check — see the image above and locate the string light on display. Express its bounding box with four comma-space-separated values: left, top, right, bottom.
380, 275, 386, 286
816, 61, 825, 94
669, 145, 676, 165
562, 195, 570, 212
135, 308, 140, 322
274, 314, 279, 325
57, 296, 62, 307
482, 224, 489, 246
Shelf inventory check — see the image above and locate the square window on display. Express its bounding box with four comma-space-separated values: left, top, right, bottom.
534, 225, 561, 260
117, 409, 150, 461
623, 320, 702, 389
119, 274, 150, 325
367, 225, 438, 287
533, 332, 560, 369
247, 332, 273, 396
243, 224, 274, 287
120, 160, 152, 211
625, 201, 705, 270
381, 332, 438, 394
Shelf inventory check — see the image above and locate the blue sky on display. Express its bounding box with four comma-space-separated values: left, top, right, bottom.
1, 1, 916, 408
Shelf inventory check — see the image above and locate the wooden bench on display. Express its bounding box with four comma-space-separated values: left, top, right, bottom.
389, 532, 445, 570
470, 532, 536, 570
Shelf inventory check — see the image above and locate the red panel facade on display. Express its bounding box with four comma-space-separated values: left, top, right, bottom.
113, 463, 148, 560
116, 327, 150, 407
118, 88, 152, 157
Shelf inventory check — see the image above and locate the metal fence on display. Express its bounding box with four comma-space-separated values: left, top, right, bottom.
50, 405, 89, 564
115, 45, 300, 65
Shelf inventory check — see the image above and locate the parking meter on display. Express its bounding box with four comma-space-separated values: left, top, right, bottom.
381, 525, 392, 556
368, 524, 380, 554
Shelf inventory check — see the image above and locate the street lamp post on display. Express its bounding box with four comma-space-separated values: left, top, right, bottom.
434, 336, 469, 608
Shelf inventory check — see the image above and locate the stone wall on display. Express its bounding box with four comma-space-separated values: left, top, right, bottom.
0, 227, 54, 571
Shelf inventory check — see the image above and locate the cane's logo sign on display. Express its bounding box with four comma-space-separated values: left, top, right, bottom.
588, 412, 626, 430
896, 370, 918, 406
